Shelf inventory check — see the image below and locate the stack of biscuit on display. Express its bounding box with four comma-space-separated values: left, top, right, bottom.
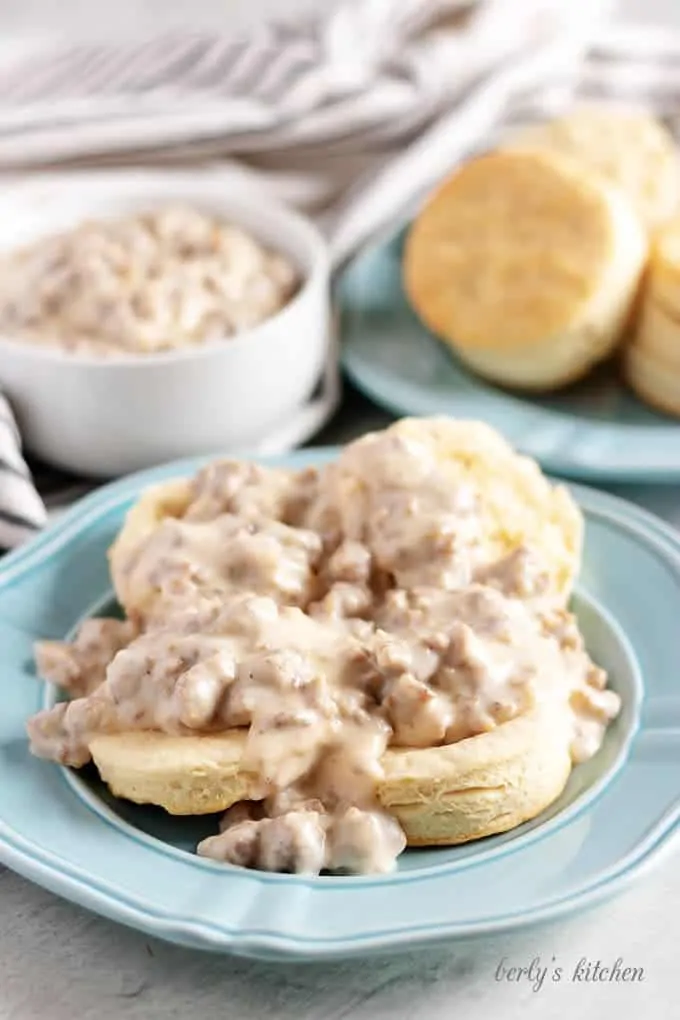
507, 104, 680, 234
403, 104, 680, 413
626, 219, 680, 416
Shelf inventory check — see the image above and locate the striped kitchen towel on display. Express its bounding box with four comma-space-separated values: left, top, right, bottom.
0, 394, 48, 545
0, 0, 675, 548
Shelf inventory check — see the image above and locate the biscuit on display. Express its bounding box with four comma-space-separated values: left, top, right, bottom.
644, 217, 680, 317
403, 149, 647, 391
315, 417, 583, 601
629, 298, 680, 370
625, 343, 680, 418
509, 103, 680, 232
109, 417, 583, 617
30, 418, 621, 872
623, 217, 680, 416
89, 698, 574, 845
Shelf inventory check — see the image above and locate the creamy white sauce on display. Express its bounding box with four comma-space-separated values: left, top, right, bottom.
0, 206, 299, 355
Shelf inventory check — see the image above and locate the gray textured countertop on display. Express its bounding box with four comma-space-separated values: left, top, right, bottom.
1, 3, 679, 1018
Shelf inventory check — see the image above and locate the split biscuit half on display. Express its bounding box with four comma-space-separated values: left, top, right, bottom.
108, 417, 584, 616
89, 696, 574, 847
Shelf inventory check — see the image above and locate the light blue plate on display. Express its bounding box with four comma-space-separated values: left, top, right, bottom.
0, 448, 678, 961
340, 231, 680, 483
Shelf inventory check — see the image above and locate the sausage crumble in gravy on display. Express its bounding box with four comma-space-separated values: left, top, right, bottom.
0, 206, 298, 356
27, 432, 620, 875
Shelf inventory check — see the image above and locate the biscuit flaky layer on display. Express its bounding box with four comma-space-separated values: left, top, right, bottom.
625, 217, 680, 417
626, 342, 680, 418
403, 148, 647, 390
89, 700, 574, 846
630, 298, 680, 371
645, 217, 680, 319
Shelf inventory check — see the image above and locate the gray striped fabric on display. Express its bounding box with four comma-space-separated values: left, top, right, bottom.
0, 395, 47, 545
0, 0, 676, 547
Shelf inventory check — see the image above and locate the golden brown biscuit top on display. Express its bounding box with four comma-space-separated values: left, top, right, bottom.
403, 149, 617, 351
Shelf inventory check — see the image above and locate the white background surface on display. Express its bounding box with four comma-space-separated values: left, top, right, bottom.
1, 2, 679, 1019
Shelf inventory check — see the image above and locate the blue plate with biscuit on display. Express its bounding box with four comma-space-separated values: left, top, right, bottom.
0, 446, 677, 959
340, 229, 680, 484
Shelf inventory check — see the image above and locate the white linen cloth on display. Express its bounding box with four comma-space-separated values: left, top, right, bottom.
0, 0, 643, 547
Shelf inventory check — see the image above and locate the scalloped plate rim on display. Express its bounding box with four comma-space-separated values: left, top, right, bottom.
0, 448, 677, 957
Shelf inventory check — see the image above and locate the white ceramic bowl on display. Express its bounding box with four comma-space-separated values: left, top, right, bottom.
0, 171, 331, 477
